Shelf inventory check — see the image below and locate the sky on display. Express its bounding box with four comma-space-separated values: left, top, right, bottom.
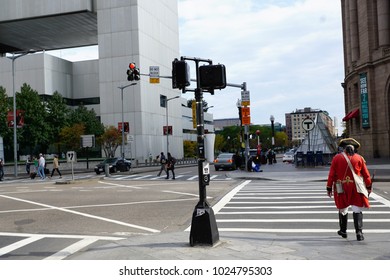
49, 0, 345, 130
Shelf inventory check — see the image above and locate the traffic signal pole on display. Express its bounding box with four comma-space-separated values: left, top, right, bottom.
181, 57, 219, 246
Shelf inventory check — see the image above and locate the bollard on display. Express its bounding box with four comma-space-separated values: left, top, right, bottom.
105, 163, 110, 177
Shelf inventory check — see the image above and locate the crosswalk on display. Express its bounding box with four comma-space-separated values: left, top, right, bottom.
214, 180, 390, 234
108, 174, 233, 181
0, 232, 124, 260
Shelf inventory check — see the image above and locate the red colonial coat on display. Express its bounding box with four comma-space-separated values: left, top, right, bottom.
327, 152, 372, 209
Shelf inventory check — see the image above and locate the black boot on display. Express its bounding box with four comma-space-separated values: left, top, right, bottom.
353, 212, 364, 241
337, 212, 348, 238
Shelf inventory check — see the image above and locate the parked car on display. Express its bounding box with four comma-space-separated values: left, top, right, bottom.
213, 153, 236, 171
282, 151, 294, 163
94, 157, 131, 174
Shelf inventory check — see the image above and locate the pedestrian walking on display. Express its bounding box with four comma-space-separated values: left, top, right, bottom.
157, 152, 167, 177
26, 156, 32, 174
38, 153, 46, 180
50, 155, 62, 178
0, 158, 4, 181
165, 152, 176, 180
326, 138, 372, 241
29, 157, 37, 179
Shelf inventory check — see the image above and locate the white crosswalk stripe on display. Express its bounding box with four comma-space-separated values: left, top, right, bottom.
214, 180, 390, 234
0, 232, 124, 260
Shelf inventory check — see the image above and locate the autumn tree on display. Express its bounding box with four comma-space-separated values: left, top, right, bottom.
59, 123, 85, 151
97, 125, 121, 158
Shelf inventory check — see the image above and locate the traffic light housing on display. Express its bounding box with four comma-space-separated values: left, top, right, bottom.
172, 59, 190, 89
199, 64, 227, 93
133, 67, 140, 80
127, 62, 137, 81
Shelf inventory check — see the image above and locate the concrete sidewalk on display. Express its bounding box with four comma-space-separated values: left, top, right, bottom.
227, 160, 390, 182
70, 230, 390, 260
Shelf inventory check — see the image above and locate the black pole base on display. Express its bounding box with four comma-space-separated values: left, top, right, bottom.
189, 202, 219, 246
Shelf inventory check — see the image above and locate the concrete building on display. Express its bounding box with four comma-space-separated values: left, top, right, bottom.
0, 0, 197, 162
341, 0, 390, 159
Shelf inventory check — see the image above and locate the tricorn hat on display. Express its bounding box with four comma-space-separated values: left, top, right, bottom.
338, 138, 360, 149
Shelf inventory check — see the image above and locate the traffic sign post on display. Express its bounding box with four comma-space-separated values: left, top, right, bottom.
66, 151, 77, 181
302, 118, 315, 152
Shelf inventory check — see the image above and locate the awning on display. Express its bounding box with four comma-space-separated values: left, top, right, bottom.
342, 108, 360, 121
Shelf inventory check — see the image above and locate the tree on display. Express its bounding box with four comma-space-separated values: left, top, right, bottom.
46, 91, 70, 153
59, 123, 85, 151
0, 86, 11, 139
186, 99, 210, 111
183, 140, 197, 157
69, 104, 104, 136
17, 83, 50, 155
97, 126, 121, 158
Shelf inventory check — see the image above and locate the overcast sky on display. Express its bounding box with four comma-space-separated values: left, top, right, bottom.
178, 0, 345, 129
49, 0, 345, 130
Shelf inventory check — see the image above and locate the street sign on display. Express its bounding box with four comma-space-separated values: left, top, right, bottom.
81, 134, 95, 148
67, 151, 77, 163
302, 118, 315, 131
241, 90, 250, 106
242, 115, 251, 125
149, 66, 160, 84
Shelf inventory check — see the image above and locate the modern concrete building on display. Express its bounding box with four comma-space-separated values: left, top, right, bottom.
341, 0, 390, 159
0, 0, 195, 162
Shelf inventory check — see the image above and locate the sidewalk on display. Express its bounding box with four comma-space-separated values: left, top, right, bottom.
227, 159, 390, 182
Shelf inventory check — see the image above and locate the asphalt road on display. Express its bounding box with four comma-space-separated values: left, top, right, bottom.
0, 166, 238, 259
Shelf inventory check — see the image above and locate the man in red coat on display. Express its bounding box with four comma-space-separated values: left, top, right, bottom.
326, 138, 372, 241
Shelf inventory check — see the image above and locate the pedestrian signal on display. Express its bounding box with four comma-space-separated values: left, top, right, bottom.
172, 59, 190, 90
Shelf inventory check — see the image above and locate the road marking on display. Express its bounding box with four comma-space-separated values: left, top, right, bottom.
0, 236, 43, 257
187, 176, 198, 181
217, 211, 390, 215
212, 180, 252, 214
217, 219, 390, 223
0, 194, 160, 233
218, 228, 390, 233
0, 232, 125, 240
134, 175, 153, 180
44, 238, 99, 260
98, 181, 142, 189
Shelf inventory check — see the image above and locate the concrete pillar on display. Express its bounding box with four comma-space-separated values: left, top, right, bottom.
349, 0, 360, 61
377, 0, 390, 46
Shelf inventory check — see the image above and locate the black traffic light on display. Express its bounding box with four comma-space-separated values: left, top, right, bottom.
127, 62, 136, 81
199, 64, 227, 93
172, 59, 190, 89
133, 67, 140, 80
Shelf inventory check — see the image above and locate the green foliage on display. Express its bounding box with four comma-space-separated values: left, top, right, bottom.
17, 83, 50, 154
0, 83, 106, 160
69, 105, 104, 136
46, 91, 70, 137
0, 86, 11, 139
183, 140, 197, 157
186, 99, 210, 111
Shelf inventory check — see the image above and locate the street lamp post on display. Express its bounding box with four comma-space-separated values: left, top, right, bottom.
118, 83, 137, 158
270, 115, 275, 150
165, 96, 180, 155
7, 50, 35, 177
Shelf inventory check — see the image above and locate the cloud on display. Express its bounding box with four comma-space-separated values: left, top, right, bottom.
178, 0, 345, 128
